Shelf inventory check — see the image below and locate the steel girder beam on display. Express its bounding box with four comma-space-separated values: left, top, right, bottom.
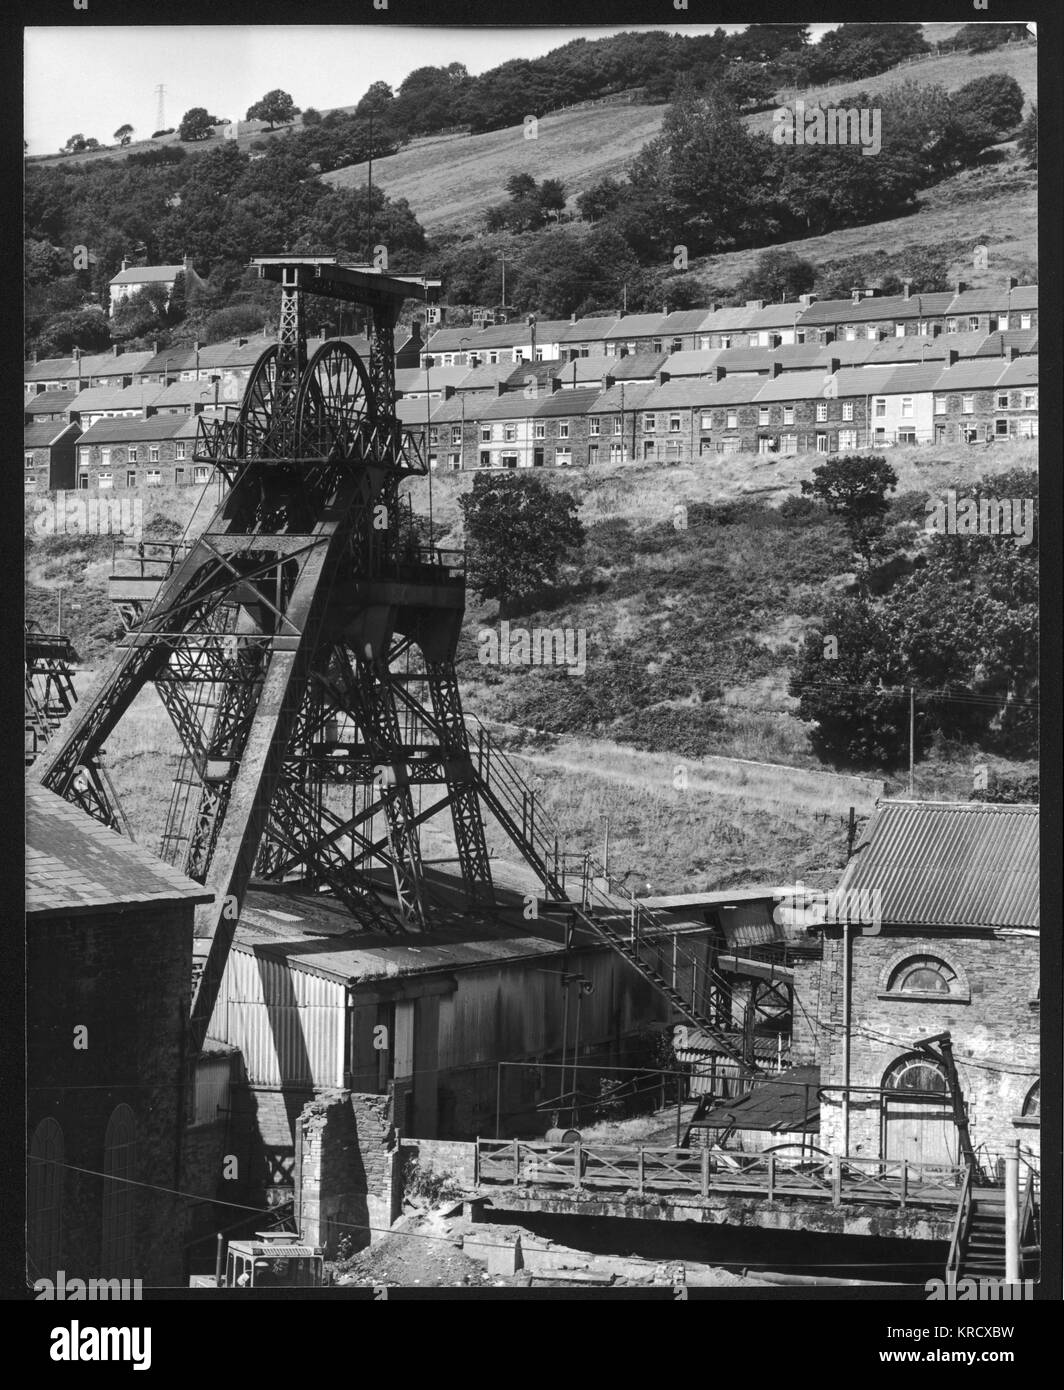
426, 662, 494, 905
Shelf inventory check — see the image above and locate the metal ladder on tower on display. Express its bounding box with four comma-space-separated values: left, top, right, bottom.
469, 719, 762, 1075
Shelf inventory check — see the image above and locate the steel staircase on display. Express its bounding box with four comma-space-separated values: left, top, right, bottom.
470, 719, 762, 1075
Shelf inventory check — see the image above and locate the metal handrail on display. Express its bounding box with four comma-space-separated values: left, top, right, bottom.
945, 1163, 973, 1289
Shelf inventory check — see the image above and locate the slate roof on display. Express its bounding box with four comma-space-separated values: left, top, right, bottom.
640, 377, 764, 409
25, 390, 77, 417
26, 785, 214, 917
744, 301, 810, 329
659, 349, 724, 378
752, 370, 831, 403
826, 801, 1038, 931
455, 362, 522, 391
532, 386, 602, 419
586, 382, 655, 413
109, 263, 186, 286
945, 284, 1037, 315
931, 359, 1013, 391
557, 315, 622, 343
995, 356, 1039, 388
24, 357, 83, 383
604, 313, 670, 339
24, 422, 79, 449
797, 292, 953, 326
394, 366, 470, 395
69, 385, 158, 414
831, 365, 917, 398
77, 416, 189, 444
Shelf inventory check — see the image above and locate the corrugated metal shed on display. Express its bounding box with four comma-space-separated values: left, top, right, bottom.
826, 800, 1038, 930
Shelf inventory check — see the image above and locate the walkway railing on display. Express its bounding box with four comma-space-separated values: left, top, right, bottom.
475, 1139, 964, 1209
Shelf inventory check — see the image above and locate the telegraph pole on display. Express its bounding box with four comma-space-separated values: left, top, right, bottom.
908, 686, 915, 796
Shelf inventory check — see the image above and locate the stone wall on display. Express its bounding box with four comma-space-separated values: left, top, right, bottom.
816, 928, 1040, 1166
297, 1091, 399, 1256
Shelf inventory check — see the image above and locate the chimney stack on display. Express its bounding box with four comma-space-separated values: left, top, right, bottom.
798, 292, 817, 307
120, 257, 130, 272
829, 357, 840, 375
954, 280, 966, 297
1007, 275, 1018, 291
771, 362, 783, 378
112, 344, 122, 357
902, 281, 912, 301
715, 366, 727, 382
851, 287, 862, 305
444, 384, 456, 399
1009, 346, 1020, 361
745, 299, 764, 311
657, 370, 671, 386
948, 349, 959, 367
551, 378, 564, 394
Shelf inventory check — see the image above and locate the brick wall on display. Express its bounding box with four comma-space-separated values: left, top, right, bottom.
27, 903, 193, 1287
816, 929, 1039, 1165
74, 437, 200, 487
297, 1092, 398, 1255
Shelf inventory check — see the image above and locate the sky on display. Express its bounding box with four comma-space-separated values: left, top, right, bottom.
24, 23, 845, 156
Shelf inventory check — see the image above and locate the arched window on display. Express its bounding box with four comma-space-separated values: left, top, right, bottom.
102, 1104, 136, 1277
887, 955, 957, 996
28, 1118, 64, 1282
883, 1054, 949, 1093
1021, 1082, 1040, 1121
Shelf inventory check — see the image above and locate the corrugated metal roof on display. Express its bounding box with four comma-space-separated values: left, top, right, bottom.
826, 800, 1038, 930
26, 786, 214, 915
689, 1065, 820, 1132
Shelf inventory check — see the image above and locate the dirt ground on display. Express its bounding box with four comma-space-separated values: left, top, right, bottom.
333, 1203, 770, 1291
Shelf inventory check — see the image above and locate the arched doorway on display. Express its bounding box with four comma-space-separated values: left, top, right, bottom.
881, 1054, 957, 1166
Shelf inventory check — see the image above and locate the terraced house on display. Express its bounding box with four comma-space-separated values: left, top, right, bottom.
74, 415, 218, 489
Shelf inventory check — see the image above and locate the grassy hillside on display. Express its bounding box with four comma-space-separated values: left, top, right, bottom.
26, 439, 1037, 893
320, 41, 1036, 235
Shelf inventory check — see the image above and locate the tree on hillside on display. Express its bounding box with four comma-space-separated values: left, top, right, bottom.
246, 89, 301, 130
576, 176, 625, 223
737, 248, 816, 304
179, 108, 220, 142
301, 107, 322, 126
113, 123, 134, 146
952, 74, 1025, 137
801, 454, 898, 565
459, 473, 586, 617
61, 133, 88, 154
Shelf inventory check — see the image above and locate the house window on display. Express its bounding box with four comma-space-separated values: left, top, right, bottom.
101, 447, 112, 469
589, 417, 601, 436
176, 441, 187, 460
651, 340, 662, 354
838, 428, 857, 450
895, 323, 906, 337
193, 466, 210, 483
967, 316, 980, 332
1019, 1082, 1040, 1124
126, 470, 137, 488
720, 336, 732, 349
28, 1118, 64, 1282
996, 393, 1009, 410
534, 423, 546, 440
146, 469, 162, 485
613, 417, 622, 435
783, 405, 794, 425
996, 315, 1009, 332
503, 424, 517, 443
866, 326, 877, 341
934, 396, 947, 414
98, 472, 113, 489
1023, 391, 1037, 409
479, 451, 491, 468
844, 327, 857, 341
451, 427, 462, 446
898, 429, 917, 445
555, 447, 572, 466
726, 411, 738, 429
488, 352, 499, 365
25, 453, 34, 469
609, 443, 623, 465
842, 401, 854, 421
558, 422, 570, 439
816, 401, 828, 422
961, 395, 974, 415
1018, 418, 1038, 438
901, 397, 914, 418
428, 428, 439, 446
645, 414, 657, 432
874, 399, 886, 417
175, 467, 185, 485
149, 446, 160, 463
758, 407, 770, 426
698, 413, 711, 433
995, 418, 1009, 437
778, 433, 798, 455
669, 414, 681, 433
481, 426, 491, 442
1020, 313, 1031, 330
501, 453, 518, 469
946, 318, 957, 333
78, 473, 88, 489
449, 453, 461, 470
815, 433, 828, 452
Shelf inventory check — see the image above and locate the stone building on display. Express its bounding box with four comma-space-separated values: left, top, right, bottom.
24, 421, 80, 493
811, 800, 1039, 1172
26, 786, 214, 1288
